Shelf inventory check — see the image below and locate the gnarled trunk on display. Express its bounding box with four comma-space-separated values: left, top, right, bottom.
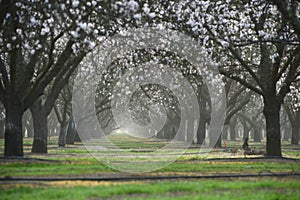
263, 98, 282, 157
58, 121, 69, 147
291, 125, 299, 145
30, 101, 48, 153
4, 97, 24, 157
66, 119, 75, 145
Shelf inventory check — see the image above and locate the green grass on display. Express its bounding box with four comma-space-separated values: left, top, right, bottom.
1, 136, 299, 156
1, 136, 300, 199
1, 178, 300, 200
1, 159, 299, 177
0, 136, 300, 176
0, 162, 115, 176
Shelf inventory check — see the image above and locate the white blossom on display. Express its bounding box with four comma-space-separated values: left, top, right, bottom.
148, 12, 156, 18
128, 0, 139, 12
72, 0, 80, 8
143, 3, 150, 14
70, 30, 79, 38
41, 27, 49, 36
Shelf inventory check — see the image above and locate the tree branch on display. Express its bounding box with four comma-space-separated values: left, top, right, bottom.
42, 53, 86, 113
225, 93, 251, 124
219, 68, 263, 95
0, 57, 9, 90
54, 103, 62, 123
23, 39, 74, 108
278, 53, 300, 102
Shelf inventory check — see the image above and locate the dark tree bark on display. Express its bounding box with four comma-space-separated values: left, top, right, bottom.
263, 98, 282, 157
291, 111, 300, 145
66, 119, 75, 145
0, 120, 4, 138
30, 54, 84, 153
240, 117, 250, 140
283, 104, 300, 145
58, 121, 69, 147
291, 126, 299, 145
30, 99, 48, 153
197, 117, 206, 144
4, 96, 23, 157
196, 82, 210, 144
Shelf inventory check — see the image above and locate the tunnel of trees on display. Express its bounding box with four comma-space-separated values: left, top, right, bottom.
0, 0, 299, 157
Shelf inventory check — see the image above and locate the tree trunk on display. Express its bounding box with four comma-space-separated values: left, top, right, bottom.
291, 125, 299, 145
282, 126, 291, 141
186, 119, 194, 143
214, 134, 222, 148
27, 126, 34, 137
263, 99, 282, 157
177, 120, 185, 141
74, 129, 81, 142
58, 121, 69, 147
250, 129, 254, 140
66, 119, 75, 145
222, 125, 228, 140
22, 111, 33, 138
240, 118, 251, 140
4, 97, 24, 157
30, 101, 48, 153
243, 126, 248, 139
291, 111, 300, 145
253, 127, 261, 142
197, 118, 206, 144
0, 120, 4, 139
229, 117, 237, 141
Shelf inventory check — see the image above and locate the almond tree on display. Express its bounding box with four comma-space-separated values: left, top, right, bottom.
0, 0, 125, 156
168, 0, 300, 156
206, 1, 300, 156
283, 83, 300, 145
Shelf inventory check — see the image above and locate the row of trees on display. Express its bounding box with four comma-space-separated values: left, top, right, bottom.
0, 0, 299, 157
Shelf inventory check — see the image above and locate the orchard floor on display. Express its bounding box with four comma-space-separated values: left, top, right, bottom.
0, 135, 300, 199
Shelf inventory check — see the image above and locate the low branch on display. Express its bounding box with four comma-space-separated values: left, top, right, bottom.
278, 53, 300, 102
219, 68, 263, 95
